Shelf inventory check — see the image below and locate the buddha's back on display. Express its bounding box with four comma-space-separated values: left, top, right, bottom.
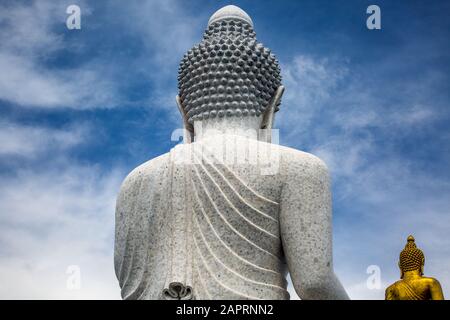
115, 135, 323, 299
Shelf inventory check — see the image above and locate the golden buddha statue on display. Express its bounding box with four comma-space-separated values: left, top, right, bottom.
385, 235, 444, 300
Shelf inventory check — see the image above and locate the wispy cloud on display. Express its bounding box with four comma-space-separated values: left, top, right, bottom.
0, 0, 200, 110
114, 0, 203, 71
0, 1, 120, 109
0, 121, 88, 158
277, 55, 348, 145
0, 118, 122, 300
0, 158, 124, 299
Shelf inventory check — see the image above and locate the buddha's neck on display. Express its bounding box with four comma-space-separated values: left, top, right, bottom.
403, 270, 422, 280
193, 116, 263, 142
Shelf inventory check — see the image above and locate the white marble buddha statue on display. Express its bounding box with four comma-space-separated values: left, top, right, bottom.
114, 5, 348, 300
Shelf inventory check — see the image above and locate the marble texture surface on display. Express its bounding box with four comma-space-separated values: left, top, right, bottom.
115, 133, 348, 299
208, 5, 253, 27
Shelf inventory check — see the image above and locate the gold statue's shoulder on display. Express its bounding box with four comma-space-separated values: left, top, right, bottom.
420, 276, 440, 285
385, 280, 405, 292
385, 281, 401, 298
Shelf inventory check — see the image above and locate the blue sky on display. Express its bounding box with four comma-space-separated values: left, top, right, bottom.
0, 0, 449, 299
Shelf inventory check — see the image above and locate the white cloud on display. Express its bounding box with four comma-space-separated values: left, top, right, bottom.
116, 0, 203, 72
0, 1, 65, 56
0, 51, 120, 108
0, 163, 124, 299
0, 118, 125, 299
277, 55, 348, 144
0, 121, 88, 158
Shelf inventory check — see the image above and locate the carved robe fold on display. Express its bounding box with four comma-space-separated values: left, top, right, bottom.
114, 138, 289, 299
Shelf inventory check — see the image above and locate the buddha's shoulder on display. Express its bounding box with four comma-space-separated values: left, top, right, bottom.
419, 276, 441, 286
387, 277, 439, 289
278, 144, 330, 176
385, 280, 405, 296
385, 281, 403, 299
387, 280, 403, 289
119, 152, 171, 191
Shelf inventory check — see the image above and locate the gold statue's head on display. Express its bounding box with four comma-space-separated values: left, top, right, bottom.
398, 235, 425, 278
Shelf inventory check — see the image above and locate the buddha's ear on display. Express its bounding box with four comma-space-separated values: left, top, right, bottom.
420, 257, 425, 276
398, 261, 404, 279
260, 86, 284, 143
176, 95, 194, 143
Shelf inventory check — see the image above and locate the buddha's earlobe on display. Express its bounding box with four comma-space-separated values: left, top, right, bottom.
260, 86, 284, 143
398, 261, 404, 279
176, 95, 194, 144
420, 258, 425, 276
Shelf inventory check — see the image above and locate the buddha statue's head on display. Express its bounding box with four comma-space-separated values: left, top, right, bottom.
176, 5, 283, 141
398, 235, 425, 278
